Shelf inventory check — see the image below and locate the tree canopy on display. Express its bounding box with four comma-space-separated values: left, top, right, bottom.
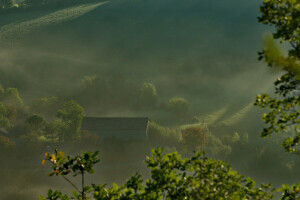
255, 0, 300, 156
40, 148, 274, 200
168, 97, 189, 118
56, 100, 84, 141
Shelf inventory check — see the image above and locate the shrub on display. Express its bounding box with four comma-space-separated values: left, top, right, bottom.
139, 82, 158, 108
56, 100, 84, 141
205, 132, 232, 157
148, 122, 182, 147
39, 148, 274, 200
0, 135, 15, 149
25, 114, 46, 133
3, 88, 23, 107
181, 126, 206, 153
0, 102, 11, 128
168, 97, 189, 118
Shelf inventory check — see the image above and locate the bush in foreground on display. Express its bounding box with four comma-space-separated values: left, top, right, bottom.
39, 148, 276, 200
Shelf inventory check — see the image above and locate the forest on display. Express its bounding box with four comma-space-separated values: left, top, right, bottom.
0, 0, 299, 199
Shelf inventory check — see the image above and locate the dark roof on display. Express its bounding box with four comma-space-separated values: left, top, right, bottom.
82, 117, 150, 131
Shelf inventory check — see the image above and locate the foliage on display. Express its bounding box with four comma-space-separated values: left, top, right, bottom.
181, 126, 206, 153
0, 86, 22, 129
0, 102, 11, 128
40, 148, 274, 200
3, 87, 23, 107
21, 114, 46, 141
167, 97, 189, 118
76, 74, 144, 112
0, 135, 15, 149
56, 100, 84, 141
256, 1, 300, 199
258, 0, 300, 59
80, 130, 99, 143
30, 97, 60, 119
0, 85, 4, 98
255, 0, 300, 155
148, 122, 182, 147
279, 182, 300, 200
44, 120, 65, 141
139, 82, 158, 108
81, 75, 98, 89
4, 104, 17, 123
40, 150, 100, 200
241, 132, 249, 144
232, 132, 241, 143
0, 0, 13, 9
25, 114, 46, 133
205, 132, 232, 157
0, 101, 17, 129
77, 130, 100, 149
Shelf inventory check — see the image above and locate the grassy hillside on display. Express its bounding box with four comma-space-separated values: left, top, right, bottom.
0, 1, 299, 199
0, 0, 281, 134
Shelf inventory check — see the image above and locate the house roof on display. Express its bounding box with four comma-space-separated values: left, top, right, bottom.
82, 117, 150, 131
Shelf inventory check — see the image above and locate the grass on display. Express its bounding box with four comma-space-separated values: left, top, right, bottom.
219, 102, 254, 126
0, 1, 109, 42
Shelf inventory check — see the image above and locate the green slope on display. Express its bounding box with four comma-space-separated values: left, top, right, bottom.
0, 0, 276, 121
0, 1, 108, 42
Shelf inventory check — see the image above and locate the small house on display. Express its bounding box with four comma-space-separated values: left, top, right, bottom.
81, 117, 150, 140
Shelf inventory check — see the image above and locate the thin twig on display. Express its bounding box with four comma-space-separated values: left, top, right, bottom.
82, 171, 85, 199
61, 175, 81, 193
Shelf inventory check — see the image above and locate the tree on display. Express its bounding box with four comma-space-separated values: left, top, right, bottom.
0, 0, 13, 9
4, 104, 17, 123
44, 120, 66, 141
0, 135, 15, 159
21, 0, 42, 8
0, 135, 15, 149
0, 85, 4, 99
255, 0, 300, 198
0, 87, 23, 107
255, 0, 300, 156
181, 126, 206, 153
56, 100, 84, 142
21, 114, 46, 142
139, 82, 158, 108
0, 102, 17, 129
25, 114, 46, 133
205, 131, 232, 157
0, 102, 10, 129
168, 97, 189, 118
0, 86, 21, 129
41, 150, 100, 200
30, 97, 60, 119
148, 122, 182, 147
40, 148, 274, 200
81, 75, 98, 89
3, 88, 23, 107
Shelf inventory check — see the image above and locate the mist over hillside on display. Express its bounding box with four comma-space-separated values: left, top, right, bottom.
1, 1, 297, 199
0, 0, 276, 105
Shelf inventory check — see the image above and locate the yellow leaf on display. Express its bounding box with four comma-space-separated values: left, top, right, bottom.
57, 151, 64, 157
50, 154, 56, 162
42, 160, 46, 165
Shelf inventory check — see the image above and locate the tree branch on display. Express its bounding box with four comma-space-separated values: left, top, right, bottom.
82, 171, 85, 199
61, 175, 81, 194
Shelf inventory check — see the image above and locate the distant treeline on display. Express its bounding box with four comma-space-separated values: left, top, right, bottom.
0, 0, 102, 13
1, 79, 300, 186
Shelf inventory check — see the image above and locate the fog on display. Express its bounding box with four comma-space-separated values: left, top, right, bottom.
0, 0, 298, 199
